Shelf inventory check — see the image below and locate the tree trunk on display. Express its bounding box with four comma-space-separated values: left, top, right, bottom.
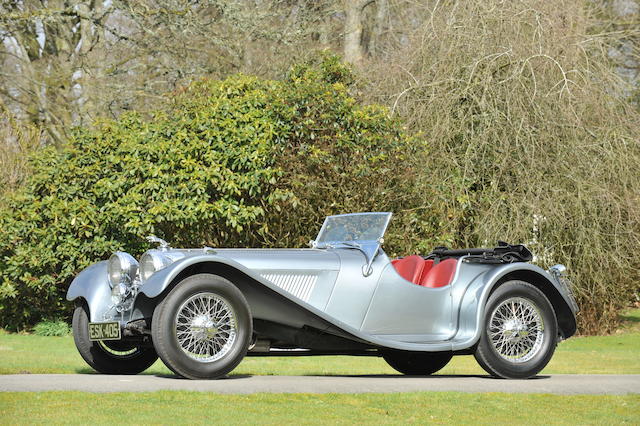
343, 0, 374, 64
370, 0, 387, 55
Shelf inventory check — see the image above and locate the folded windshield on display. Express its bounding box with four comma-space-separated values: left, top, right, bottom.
314, 212, 392, 247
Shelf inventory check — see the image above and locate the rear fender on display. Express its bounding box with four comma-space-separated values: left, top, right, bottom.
454, 263, 577, 350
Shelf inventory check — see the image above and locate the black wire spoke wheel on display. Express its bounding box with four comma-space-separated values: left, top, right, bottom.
474, 281, 558, 379
72, 304, 158, 375
383, 350, 453, 375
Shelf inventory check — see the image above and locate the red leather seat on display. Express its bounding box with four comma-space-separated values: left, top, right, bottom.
419, 258, 457, 288
418, 259, 434, 282
392, 256, 457, 288
392, 255, 425, 284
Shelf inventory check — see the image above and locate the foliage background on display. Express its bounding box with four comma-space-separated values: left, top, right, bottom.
0, 0, 638, 333
0, 56, 445, 329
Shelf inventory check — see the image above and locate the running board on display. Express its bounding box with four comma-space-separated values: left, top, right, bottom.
247, 348, 381, 357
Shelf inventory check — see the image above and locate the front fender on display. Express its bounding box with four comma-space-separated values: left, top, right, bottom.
453, 263, 577, 350
66, 261, 114, 322
138, 254, 277, 299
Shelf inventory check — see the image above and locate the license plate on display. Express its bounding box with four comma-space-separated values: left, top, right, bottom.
88, 322, 121, 341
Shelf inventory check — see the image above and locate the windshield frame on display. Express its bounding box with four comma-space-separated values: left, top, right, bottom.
313, 212, 393, 248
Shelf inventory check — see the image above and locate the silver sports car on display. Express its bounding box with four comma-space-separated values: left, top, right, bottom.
67, 212, 578, 379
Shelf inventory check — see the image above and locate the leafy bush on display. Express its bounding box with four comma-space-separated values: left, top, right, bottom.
0, 75, 281, 328
33, 319, 70, 337
0, 54, 445, 330
252, 55, 455, 254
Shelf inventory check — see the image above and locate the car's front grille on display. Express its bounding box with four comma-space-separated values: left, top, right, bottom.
261, 273, 318, 302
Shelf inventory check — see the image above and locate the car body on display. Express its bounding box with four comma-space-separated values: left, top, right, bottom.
67, 212, 578, 379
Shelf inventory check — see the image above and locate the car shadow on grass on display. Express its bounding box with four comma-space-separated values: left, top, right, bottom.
150, 373, 551, 380
300, 374, 551, 380
72, 368, 549, 380
154, 373, 253, 380
75, 368, 99, 374
74, 367, 253, 380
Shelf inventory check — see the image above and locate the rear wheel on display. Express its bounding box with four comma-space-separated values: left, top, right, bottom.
383, 350, 453, 375
72, 304, 158, 374
474, 280, 557, 379
151, 274, 252, 379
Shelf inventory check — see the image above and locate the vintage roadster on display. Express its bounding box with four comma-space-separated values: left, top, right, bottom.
67, 212, 578, 379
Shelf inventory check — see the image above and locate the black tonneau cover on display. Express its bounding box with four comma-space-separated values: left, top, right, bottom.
427, 241, 533, 264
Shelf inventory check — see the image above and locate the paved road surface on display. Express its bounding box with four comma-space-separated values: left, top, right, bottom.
1, 374, 638, 394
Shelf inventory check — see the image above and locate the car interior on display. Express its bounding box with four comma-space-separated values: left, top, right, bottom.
391, 255, 457, 288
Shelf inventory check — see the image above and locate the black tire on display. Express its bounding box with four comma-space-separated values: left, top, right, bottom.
72, 304, 158, 374
151, 273, 252, 380
383, 350, 453, 375
474, 280, 558, 379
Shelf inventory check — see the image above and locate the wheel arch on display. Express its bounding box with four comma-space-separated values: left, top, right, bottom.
151, 260, 256, 302
454, 263, 577, 351
493, 269, 577, 340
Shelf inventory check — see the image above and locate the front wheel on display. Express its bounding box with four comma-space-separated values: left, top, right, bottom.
383, 350, 453, 375
72, 304, 158, 374
151, 273, 252, 379
474, 280, 558, 379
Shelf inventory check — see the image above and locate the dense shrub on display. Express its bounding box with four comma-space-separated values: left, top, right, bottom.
0, 55, 446, 329
253, 56, 457, 254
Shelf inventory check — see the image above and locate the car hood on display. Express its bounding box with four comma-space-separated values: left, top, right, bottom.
175, 248, 341, 272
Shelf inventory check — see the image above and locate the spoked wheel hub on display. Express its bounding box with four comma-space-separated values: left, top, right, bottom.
190, 315, 217, 339
489, 296, 545, 363
502, 319, 529, 340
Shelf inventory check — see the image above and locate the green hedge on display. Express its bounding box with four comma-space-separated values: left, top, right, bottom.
0, 55, 452, 330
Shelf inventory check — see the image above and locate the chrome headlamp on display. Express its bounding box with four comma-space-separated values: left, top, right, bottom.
107, 252, 139, 288
140, 251, 173, 281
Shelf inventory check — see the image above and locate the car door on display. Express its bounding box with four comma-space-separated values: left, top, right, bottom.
360, 261, 454, 342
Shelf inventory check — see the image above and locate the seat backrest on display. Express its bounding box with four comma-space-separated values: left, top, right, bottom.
419, 258, 457, 288
417, 259, 434, 284
392, 255, 425, 285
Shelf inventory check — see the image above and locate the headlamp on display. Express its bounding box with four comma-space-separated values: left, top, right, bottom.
107, 252, 139, 288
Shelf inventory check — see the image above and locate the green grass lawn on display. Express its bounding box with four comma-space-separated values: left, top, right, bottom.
0, 391, 638, 425
1, 309, 639, 376
0, 310, 638, 424
3, 332, 638, 376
